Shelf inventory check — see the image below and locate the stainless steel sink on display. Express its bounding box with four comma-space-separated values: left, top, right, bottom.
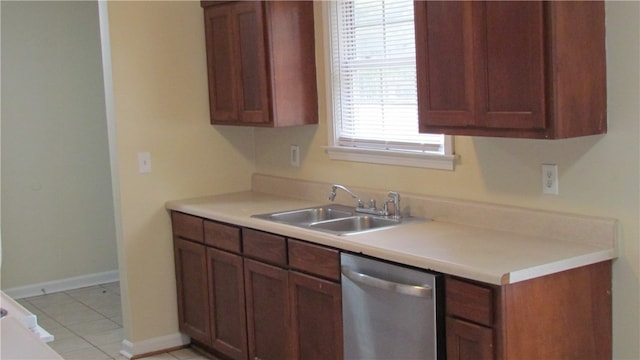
252, 204, 423, 235
255, 204, 353, 224
308, 216, 401, 233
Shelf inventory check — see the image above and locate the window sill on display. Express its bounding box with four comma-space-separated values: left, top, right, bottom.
324, 146, 456, 170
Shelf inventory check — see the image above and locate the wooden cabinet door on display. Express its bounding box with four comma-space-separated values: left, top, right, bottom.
174, 238, 212, 346
415, 1, 475, 128
232, 1, 269, 125
207, 248, 247, 360
416, 1, 605, 138
244, 258, 290, 360
203, 4, 239, 123
478, 1, 545, 131
289, 271, 343, 360
446, 317, 494, 360
416, 1, 545, 135
203, 1, 269, 125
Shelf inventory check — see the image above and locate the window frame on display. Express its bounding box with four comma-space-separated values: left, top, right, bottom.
321, 0, 456, 171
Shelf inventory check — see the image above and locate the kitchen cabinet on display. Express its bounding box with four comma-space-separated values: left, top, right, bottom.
171, 212, 342, 360
201, 1, 318, 127
288, 240, 343, 359
203, 220, 246, 359
414, 1, 606, 138
242, 229, 290, 359
172, 213, 211, 346
445, 260, 612, 359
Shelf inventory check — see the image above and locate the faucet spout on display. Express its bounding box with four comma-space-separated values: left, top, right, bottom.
329, 184, 362, 207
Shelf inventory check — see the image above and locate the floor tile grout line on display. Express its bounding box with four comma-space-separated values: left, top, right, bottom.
19, 283, 124, 360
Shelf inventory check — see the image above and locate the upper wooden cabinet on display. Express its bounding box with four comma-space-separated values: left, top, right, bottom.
414, 1, 606, 139
201, 1, 318, 127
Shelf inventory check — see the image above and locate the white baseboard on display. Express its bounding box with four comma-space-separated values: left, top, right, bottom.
120, 333, 190, 359
2, 270, 120, 299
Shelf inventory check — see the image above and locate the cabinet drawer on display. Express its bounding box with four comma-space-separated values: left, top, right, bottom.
172, 212, 204, 243
288, 239, 340, 281
204, 220, 241, 254
446, 277, 494, 326
243, 229, 287, 267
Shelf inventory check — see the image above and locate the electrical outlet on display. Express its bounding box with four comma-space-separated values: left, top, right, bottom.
138, 152, 152, 173
542, 164, 558, 195
290, 145, 300, 167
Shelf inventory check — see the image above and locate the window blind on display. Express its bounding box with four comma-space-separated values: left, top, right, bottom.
329, 0, 444, 154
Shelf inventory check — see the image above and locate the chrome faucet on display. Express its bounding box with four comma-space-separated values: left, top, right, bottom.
329, 184, 402, 218
328, 184, 363, 207
384, 191, 401, 219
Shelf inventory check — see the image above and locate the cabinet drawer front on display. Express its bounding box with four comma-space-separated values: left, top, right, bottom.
243, 228, 286, 267
172, 212, 204, 243
204, 220, 241, 253
446, 277, 494, 326
288, 239, 340, 281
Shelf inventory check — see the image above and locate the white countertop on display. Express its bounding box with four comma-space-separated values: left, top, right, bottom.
166, 191, 616, 285
1, 292, 61, 360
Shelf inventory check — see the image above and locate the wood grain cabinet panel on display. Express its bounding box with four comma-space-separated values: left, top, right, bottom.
172, 212, 204, 243
414, 0, 606, 138
204, 220, 241, 254
289, 271, 343, 360
173, 238, 211, 346
446, 278, 494, 327
244, 258, 290, 360
201, 1, 318, 127
207, 248, 247, 359
242, 228, 286, 267
446, 317, 494, 360
288, 239, 340, 281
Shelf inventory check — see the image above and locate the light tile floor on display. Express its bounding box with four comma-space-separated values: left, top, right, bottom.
17, 282, 208, 360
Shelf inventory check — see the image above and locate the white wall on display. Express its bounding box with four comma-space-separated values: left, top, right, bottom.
1, 1, 118, 288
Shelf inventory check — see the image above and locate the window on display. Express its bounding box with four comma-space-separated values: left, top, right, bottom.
323, 0, 455, 170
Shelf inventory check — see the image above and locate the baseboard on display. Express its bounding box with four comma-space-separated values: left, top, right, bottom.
2, 270, 120, 299
120, 333, 190, 359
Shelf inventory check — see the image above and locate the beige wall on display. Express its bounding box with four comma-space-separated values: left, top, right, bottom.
106, 1, 255, 341
106, 0, 639, 358
255, 2, 640, 358
1, 1, 118, 288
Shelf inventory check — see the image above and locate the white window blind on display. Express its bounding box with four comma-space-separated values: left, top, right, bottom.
329, 0, 446, 155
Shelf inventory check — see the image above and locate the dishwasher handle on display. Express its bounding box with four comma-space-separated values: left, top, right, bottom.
341, 265, 433, 299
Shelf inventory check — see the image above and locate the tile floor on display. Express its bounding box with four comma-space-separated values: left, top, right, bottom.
17, 282, 208, 360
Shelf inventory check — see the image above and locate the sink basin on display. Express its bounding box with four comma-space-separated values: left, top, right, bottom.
308, 216, 401, 233
256, 205, 353, 224
252, 204, 424, 235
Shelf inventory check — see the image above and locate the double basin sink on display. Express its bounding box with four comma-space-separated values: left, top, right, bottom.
252, 204, 423, 236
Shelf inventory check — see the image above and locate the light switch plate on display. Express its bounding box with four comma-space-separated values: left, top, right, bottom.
138, 152, 152, 173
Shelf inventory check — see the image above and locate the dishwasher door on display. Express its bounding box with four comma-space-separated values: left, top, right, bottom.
341, 253, 443, 360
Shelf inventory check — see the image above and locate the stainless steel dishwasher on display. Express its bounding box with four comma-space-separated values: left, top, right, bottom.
341, 253, 444, 360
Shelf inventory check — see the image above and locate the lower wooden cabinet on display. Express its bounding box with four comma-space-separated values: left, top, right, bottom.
172, 211, 611, 360
172, 212, 342, 360
244, 258, 290, 360
446, 317, 494, 360
173, 238, 212, 346
445, 260, 612, 360
289, 271, 343, 359
207, 248, 246, 359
